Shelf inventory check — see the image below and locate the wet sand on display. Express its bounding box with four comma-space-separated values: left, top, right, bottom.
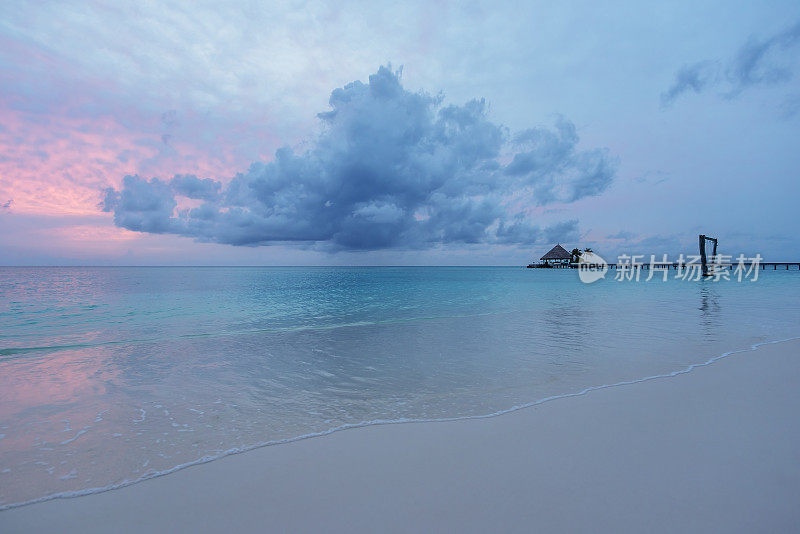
2, 339, 799, 533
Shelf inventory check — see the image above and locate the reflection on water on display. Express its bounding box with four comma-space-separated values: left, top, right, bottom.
1, 267, 799, 507
698, 283, 722, 340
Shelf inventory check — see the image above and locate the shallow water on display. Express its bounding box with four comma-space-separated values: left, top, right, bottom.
1, 266, 799, 507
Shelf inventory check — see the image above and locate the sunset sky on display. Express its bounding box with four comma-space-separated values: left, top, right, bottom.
1, 1, 798, 265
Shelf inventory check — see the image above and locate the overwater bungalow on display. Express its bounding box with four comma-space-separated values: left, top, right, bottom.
528, 244, 572, 268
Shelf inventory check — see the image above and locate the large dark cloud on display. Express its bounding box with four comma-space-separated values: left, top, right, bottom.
169, 174, 221, 201
661, 21, 800, 106
101, 66, 616, 250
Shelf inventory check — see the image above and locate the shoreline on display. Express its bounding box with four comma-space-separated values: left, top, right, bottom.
2, 337, 800, 532
3, 336, 797, 513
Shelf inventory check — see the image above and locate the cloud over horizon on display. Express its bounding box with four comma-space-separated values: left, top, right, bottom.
661, 20, 800, 107
101, 66, 614, 251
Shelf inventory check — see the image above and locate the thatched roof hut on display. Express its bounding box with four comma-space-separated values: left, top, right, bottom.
540, 244, 571, 262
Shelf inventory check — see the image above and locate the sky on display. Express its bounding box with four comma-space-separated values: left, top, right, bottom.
0, 0, 798, 265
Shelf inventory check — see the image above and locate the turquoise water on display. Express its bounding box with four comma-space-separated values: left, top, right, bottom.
1, 266, 799, 507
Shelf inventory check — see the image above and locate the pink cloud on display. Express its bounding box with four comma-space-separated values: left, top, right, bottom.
0, 103, 267, 218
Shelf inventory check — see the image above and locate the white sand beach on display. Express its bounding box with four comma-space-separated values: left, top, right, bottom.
2, 339, 799, 533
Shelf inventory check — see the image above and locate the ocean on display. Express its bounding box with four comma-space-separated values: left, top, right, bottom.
1, 266, 799, 508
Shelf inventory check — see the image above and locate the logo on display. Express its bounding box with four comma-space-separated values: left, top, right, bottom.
577, 252, 608, 284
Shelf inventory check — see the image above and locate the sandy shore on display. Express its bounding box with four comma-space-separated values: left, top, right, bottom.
2, 339, 800, 533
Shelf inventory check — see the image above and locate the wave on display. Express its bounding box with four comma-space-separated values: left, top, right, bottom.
0, 309, 503, 360
2, 335, 797, 513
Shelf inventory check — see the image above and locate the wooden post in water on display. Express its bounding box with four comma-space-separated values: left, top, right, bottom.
699, 234, 708, 277
699, 234, 718, 277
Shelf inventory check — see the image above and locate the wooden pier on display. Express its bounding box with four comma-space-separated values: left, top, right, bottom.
606, 262, 800, 270
527, 262, 800, 270
527, 235, 798, 272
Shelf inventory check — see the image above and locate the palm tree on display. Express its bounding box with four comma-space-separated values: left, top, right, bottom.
583, 247, 593, 254
570, 248, 582, 263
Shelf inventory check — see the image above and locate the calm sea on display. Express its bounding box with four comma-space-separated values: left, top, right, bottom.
1, 266, 799, 507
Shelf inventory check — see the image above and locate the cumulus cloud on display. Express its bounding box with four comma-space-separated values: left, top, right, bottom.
101, 66, 616, 250
169, 174, 221, 200
661, 20, 800, 106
